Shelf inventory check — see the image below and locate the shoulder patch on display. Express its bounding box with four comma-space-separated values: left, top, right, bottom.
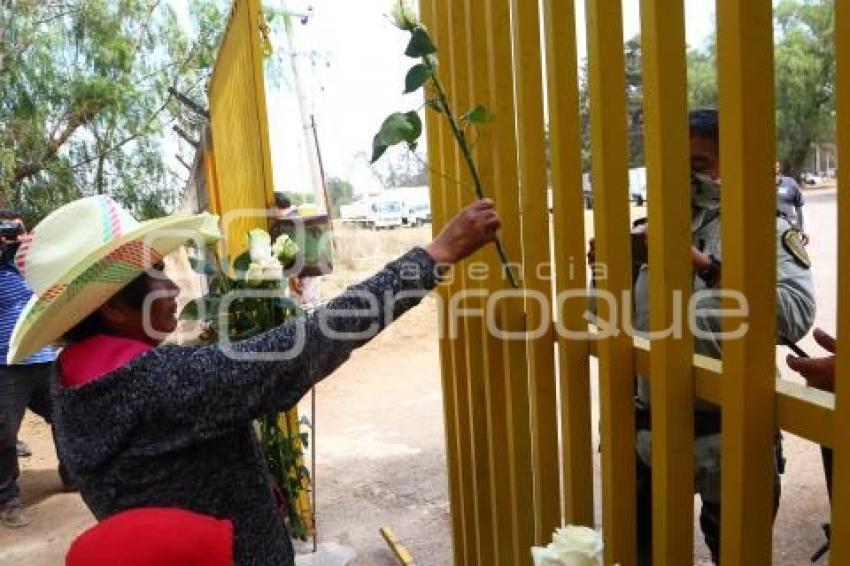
782, 229, 811, 269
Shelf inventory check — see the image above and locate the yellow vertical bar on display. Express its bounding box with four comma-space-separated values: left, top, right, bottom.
510, 0, 562, 542
446, 0, 496, 562
542, 0, 594, 527
585, 1, 637, 563
640, 1, 694, 564
420, 2, 466, 563
443, 0, 494, 562
483, 0, 537, 560
432, 3, 476, 564
465, 0, 516, 562
830, 0, 850, 564
248, 0, 275, 207
716, 1, 777, 564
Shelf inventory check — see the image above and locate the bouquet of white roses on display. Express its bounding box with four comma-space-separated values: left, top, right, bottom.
183, 228, 312, 541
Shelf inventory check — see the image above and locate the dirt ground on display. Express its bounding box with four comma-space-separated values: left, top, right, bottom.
0, 192, 839, 564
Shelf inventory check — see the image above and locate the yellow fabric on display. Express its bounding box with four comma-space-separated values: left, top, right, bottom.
208, 0, 275, 258
206, 0, 312, 536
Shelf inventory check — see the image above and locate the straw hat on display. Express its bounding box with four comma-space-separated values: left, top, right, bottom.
7, 195, 221, 364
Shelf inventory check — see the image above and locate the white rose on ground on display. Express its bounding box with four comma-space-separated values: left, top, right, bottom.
532, 525, 603, 566
247, 229, 273, 263
532, 546, 566, 566
389, 0, 418, 30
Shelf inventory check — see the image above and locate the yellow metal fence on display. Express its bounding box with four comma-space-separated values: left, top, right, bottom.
423, 0, 848, 564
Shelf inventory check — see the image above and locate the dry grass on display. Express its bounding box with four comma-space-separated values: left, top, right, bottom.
324, 223, 433, 295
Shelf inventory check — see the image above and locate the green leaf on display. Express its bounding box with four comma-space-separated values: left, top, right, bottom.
462, 104, 489, 124
371, 111, 423, 163
371, 134, 389, 163
180, 298, 200, 320
188, 256, 216, 276
233, 251, 252, 273
404, 63, 432, 94
404, 27, 437, 58
404, 110, 423, 141
179, 296, 220, 322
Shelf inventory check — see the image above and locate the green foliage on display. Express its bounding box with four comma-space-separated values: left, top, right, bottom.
326, 177, 354, 215
371, 111, 423, 162
372, 149, 429, 189
461, 104, 489, 125
372, 22, 518, 287
185, 236, 309, 540
404, 63, 432, 94
687, 41, 718, 109
280, 191, 315, 207
404, 27, 436, 58
570, 1, 835, 176
774, 0, 835, 174
259, 414, 312, 541
0, 0, 227, 221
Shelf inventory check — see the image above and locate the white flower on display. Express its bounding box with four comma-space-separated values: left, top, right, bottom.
532, 546, 566, 566
389, 0, 418, 30
532, 525, 603, 566
247, 229, 273, 263
260, 258, 283, 282
245, 262, 265, 286
272, 233, 299, 263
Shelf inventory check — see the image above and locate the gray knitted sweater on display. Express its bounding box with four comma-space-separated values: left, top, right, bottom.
53, 248, 438, 565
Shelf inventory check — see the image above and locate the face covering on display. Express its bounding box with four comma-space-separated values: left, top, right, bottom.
1, 241, 20, 264
691, 172, 721, 213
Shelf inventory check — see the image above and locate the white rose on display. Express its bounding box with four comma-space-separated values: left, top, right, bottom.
549, 526, 603, 566
245, 262, 265, 286
247, 229, 273, 263
532, 546, 566, 566
389, 0, 418, 30
260, 258, 283, 282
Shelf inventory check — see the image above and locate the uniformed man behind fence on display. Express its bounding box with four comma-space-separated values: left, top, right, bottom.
628, 109, 816, 564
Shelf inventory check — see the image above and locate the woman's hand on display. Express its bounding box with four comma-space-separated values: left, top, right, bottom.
425, 199, 501, 265
786, 328, 837, 392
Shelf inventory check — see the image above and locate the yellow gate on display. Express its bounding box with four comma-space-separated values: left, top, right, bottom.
204, 0, 313, 534
422, 0, 850, 564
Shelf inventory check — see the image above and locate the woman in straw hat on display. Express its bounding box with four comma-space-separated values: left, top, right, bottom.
8, 195, 500, 565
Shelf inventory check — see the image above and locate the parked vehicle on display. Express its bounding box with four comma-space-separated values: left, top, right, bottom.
803, 173, 822, 185
404, 202, 432, 226
580, 168, 646, 209
629, 167, 647, 206
339, 194, 404, 229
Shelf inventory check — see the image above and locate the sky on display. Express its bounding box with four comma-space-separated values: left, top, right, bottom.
170, 0, 718, 196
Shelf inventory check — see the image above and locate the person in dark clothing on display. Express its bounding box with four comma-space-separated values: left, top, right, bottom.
8, 195, 500, 565
0, 209, 68, 528
776, 161, 808, 244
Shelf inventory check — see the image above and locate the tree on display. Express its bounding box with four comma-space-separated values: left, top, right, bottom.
573, 2, 835, 178
624, 35, 645, 168
280, 191, 315, 207
0, 0, 226, 221
573, 36, 645, 173
372, 148, 429, 188
774, 0, 835, 175
326, 176, 354, 216
687, 39, 717, 109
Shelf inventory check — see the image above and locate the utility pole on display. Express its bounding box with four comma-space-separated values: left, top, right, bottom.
280, 2, 324, 208
310, 114, 333, 218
